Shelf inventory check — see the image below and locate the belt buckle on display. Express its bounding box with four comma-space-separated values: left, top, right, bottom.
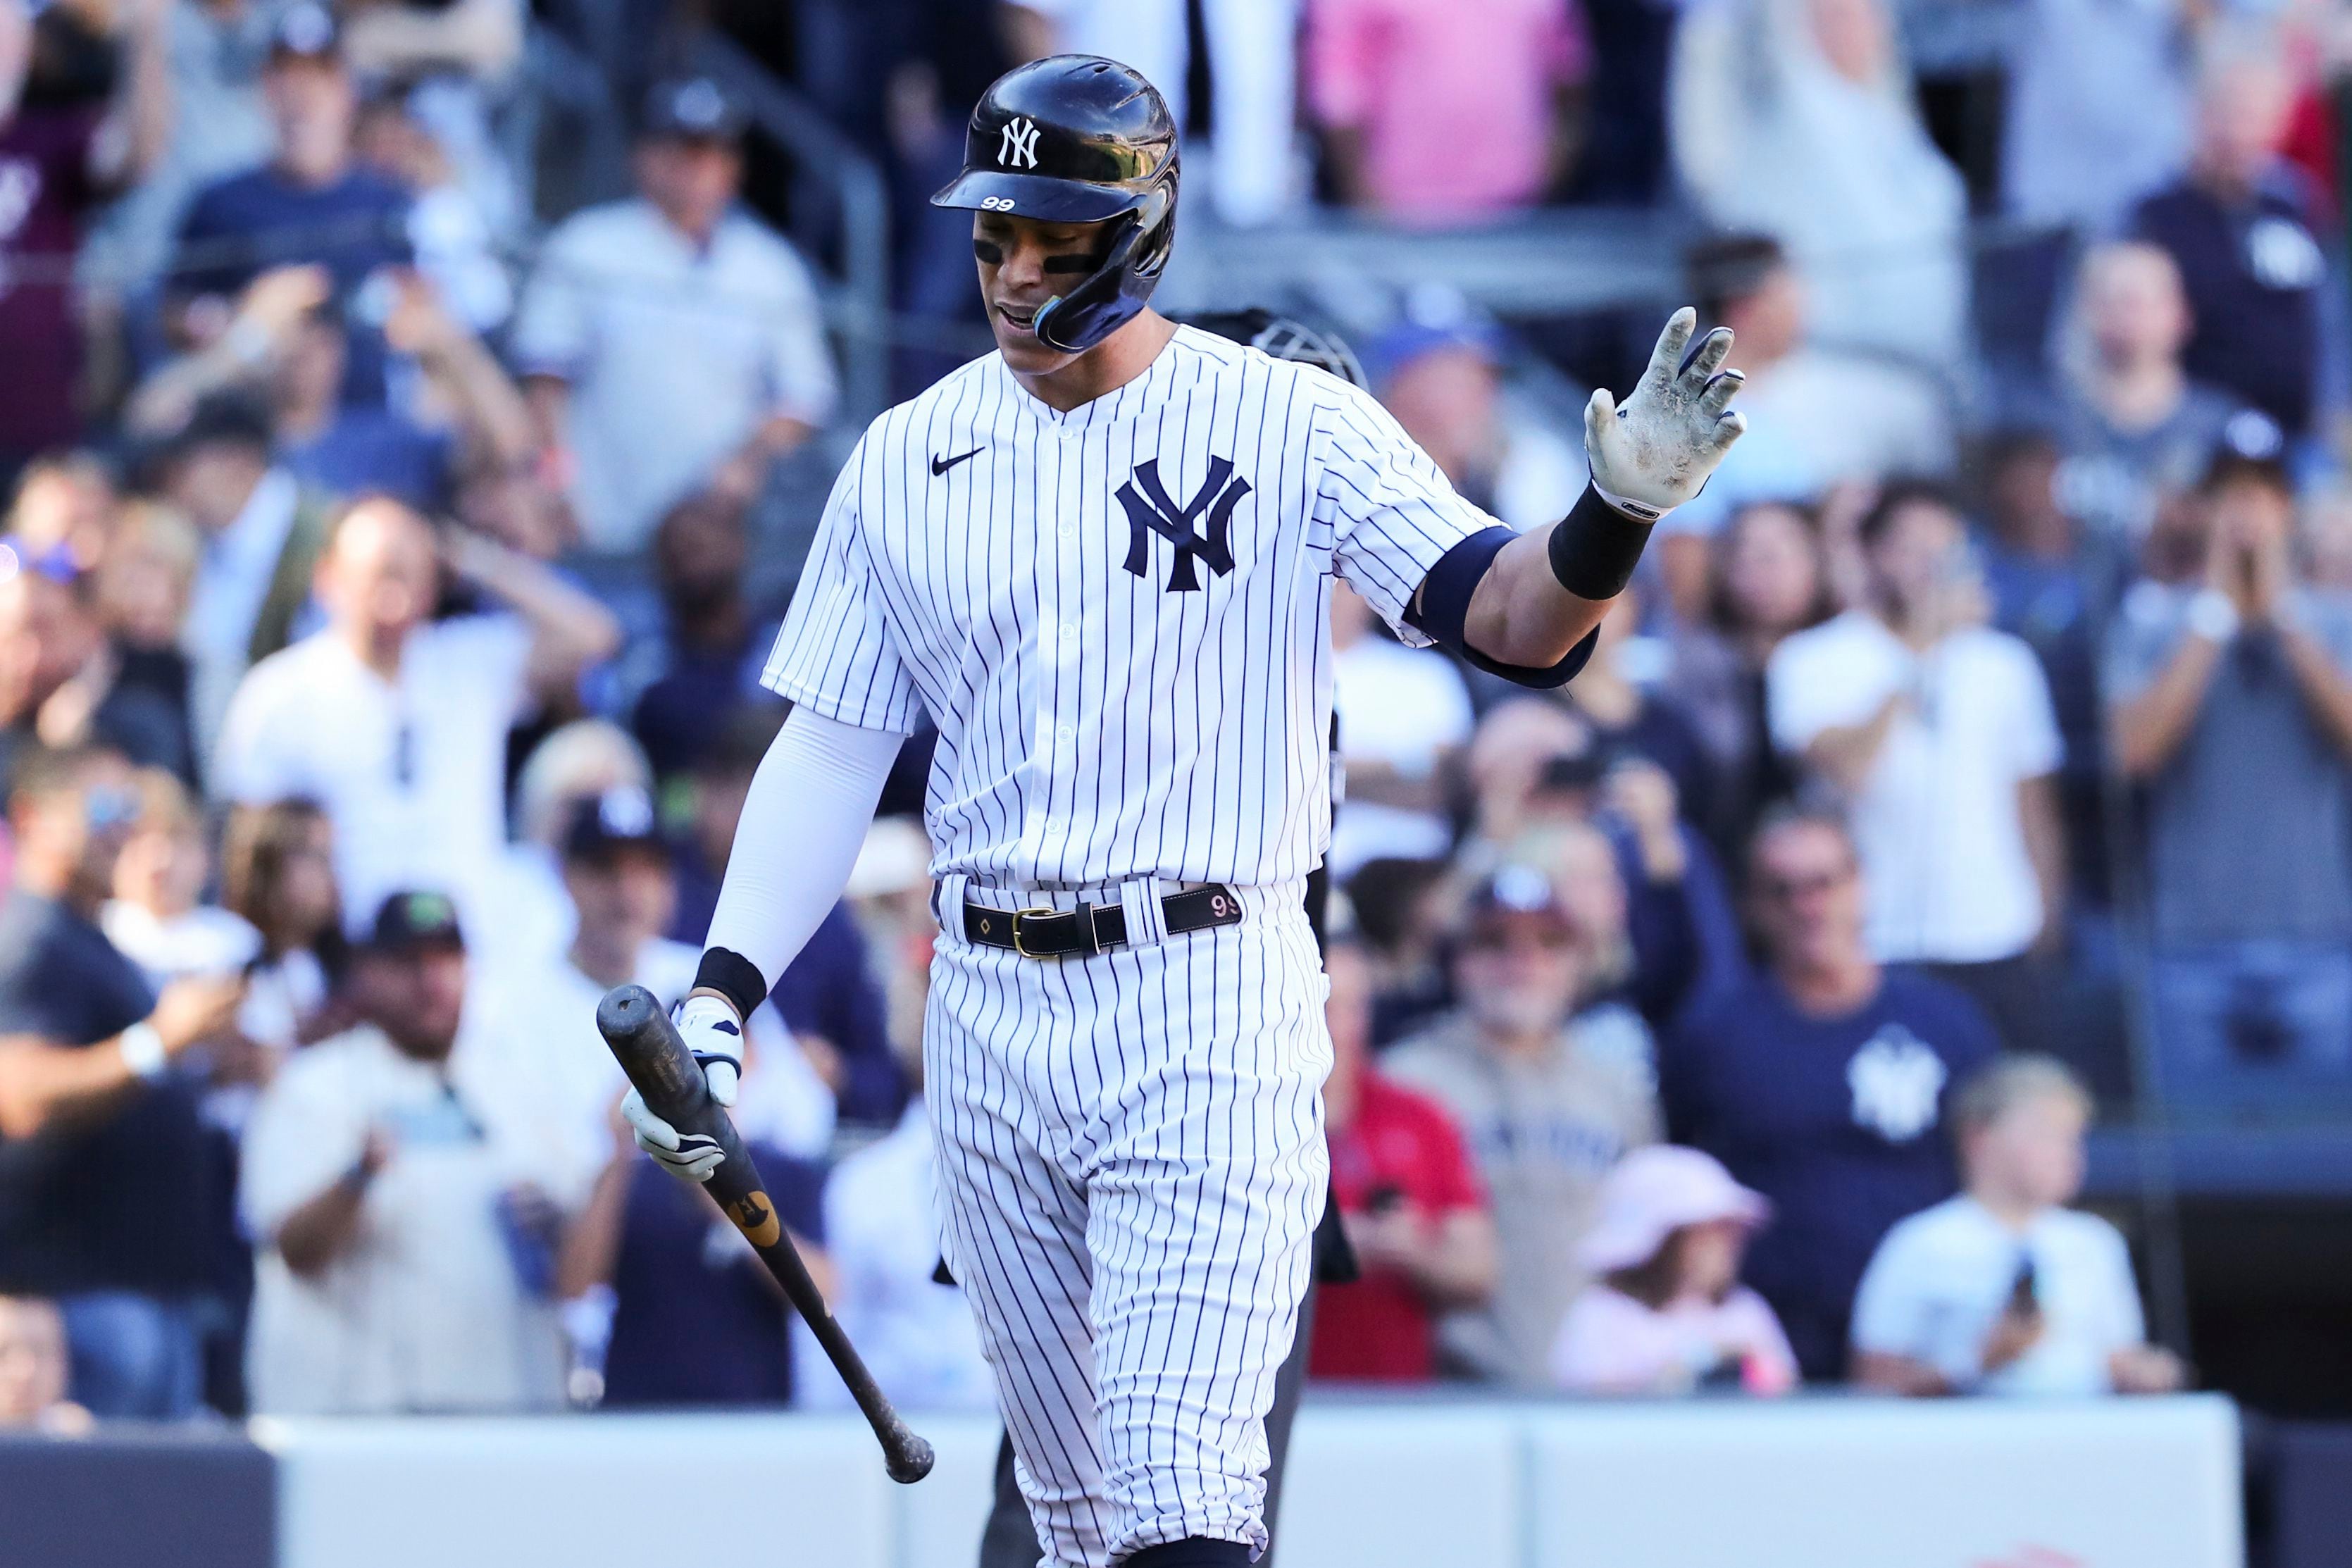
1009, 906, 1057, 959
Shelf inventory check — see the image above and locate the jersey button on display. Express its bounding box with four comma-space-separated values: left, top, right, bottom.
1058, 524, 1076, 540
1057, 725, 1074, 742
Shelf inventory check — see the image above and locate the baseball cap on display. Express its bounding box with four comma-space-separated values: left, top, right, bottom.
561, 785, 666, 863
1463, 863, 1569, 936
2200, 408, 2291, 497
640, 76, 749, 143
1578, 1145, 1771, 1274
269, 3, 342, 63
368, 890, 465, 952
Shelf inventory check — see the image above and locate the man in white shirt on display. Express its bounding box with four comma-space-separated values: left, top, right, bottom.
241, 890, 568, 1414
1850, 1054, 2184, 1397
512, 76, 838, 554
211, 496, 619, 943
1767, 481, 2066, 1048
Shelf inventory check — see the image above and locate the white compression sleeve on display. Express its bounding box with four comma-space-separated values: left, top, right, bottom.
702, 706, 906, 993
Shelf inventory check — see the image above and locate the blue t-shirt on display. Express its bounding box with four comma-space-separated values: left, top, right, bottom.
175, 163, 411, 404
600, 1140, 827, 1407
0, 890, 215, 1296
1661, 966, 2000, 1381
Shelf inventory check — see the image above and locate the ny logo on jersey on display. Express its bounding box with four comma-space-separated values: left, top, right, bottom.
1116, 456, 1252, 592
999, 117, 1040, 169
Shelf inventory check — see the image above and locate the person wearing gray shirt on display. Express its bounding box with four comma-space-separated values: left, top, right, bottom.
2107, 447, 2352, 1111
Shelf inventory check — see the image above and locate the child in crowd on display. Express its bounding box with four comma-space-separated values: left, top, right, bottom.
1850, 1055, 2187, 1396
0, 1294, 91, 1434
1550, 1145, 1798, 1395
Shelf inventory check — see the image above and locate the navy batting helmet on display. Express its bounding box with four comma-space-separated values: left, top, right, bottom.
931, 56, 1179, 355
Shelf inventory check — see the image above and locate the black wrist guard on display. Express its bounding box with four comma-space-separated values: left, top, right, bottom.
693, 946, 771, 1021
1547, 484, 1655, 602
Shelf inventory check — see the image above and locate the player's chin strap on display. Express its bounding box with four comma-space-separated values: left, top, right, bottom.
1031, 185, 1175, 354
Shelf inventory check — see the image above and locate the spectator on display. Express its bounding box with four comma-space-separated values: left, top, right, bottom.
147, 392, 335, 761
492, 718, 653, 969
556, 1029, 830, 1410
89, 502, 202, 749
1309, 936, 1497, 1383
1329, 580, 1473, 878
1767, 482, 2066, 1044
1386, 865, 1661, 1387
0, 744, 245, 1417
219, 797, 343, 1054
2036, 241, 2263, 546
1662, 808, 1999, 1379
239, 889, 566, 1413
1366, 313, 1586, 530
0, 0, 169, 475
470, 785, 835, 1210
2130, 34, 2337, 443
1345, 854, 1460, 1047
2108, 444, 2352, 1105
6, 451, 116, 577
1663, 499, 1836, 864
102, 767, 262, 985
1977, 430, 2116, 921
1549, 591, 1718, 837
0, 543, 195, 797
1671, 0, 1969, 366
668, 704, 906, 1132
1669, 232, 1955, 545
1852, 1056, 2186, 1395
514, 75, 837, 554
170, 4, 411, 409
0, 1293, 90, 1432
347, 49, 521, 332
213, 495, 621, 939
268, 273, 535, 510
1461, 696, 1591, 850
1550, 1145, 1796, 1396
628, 492, 780, 783
1305, 0, 1586, 224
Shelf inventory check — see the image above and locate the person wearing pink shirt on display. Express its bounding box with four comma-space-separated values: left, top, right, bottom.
1307, 0, 1588, 225
1550, 1144, 1798, 1395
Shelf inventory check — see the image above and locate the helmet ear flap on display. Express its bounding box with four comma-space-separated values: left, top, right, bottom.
1031, 209, 1146, 353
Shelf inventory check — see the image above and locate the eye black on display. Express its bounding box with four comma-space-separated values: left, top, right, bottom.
973, 239, 1004, 265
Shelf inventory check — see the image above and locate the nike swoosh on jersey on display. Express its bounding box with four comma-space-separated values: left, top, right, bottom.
931, 448, 984, 475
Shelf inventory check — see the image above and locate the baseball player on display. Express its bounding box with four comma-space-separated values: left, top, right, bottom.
622, 55, 1746, 1568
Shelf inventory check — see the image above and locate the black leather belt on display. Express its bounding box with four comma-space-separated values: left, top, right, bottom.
964, 884, 1243, 958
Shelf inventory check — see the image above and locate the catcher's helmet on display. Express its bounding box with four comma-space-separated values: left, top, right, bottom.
1183, 310, 1368, 390
931, 55, 1179, 355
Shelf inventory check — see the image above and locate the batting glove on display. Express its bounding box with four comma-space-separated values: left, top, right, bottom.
618, 995, 745, 1184
1583, 307, 1748, 523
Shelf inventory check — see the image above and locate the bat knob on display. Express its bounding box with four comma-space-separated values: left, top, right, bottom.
886, 1433, 935, 1484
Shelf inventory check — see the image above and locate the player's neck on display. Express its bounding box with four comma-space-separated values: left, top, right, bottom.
1011, 311, 1178, 413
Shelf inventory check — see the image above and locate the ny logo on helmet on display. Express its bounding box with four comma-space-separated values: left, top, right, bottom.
1117, 457, 1251, 592
999, 117, 1040, 170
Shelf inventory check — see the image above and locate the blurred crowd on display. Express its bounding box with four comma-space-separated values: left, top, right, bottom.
0, 0, 2341, 1431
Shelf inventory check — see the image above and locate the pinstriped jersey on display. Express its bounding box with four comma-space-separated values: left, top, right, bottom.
761, 325, 1496, 888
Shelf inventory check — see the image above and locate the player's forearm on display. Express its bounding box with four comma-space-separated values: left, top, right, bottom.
699, 708, 903, 1014
1462, 523, 1617, 668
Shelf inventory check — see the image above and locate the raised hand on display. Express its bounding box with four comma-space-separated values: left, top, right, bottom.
1583, 307, 1748, 521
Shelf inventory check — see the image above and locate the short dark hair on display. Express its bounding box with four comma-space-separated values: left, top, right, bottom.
1684, 232, 1788, 321
1857, 477, 1964, 548
1746, 802, 1855, 869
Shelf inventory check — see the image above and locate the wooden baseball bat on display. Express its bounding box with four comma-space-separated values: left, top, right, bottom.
595, 983, 935, 1483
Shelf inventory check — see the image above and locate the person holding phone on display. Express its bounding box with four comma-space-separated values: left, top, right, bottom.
1849, 1055, 2184, 1396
